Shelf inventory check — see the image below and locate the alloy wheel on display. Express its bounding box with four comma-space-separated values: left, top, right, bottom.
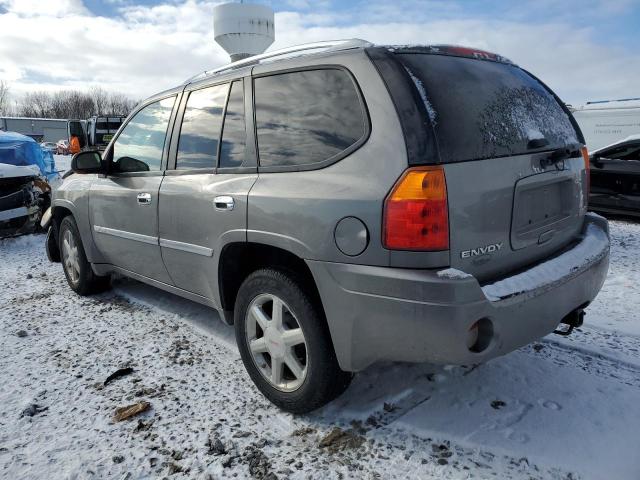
245, 293, 308, 392
62, 229, 80, 285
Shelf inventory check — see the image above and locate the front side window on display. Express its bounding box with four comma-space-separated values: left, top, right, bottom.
111, 96, 175, 173
254, 69, 366, 168
177, 84, 229, 170
219, 80, 246, 168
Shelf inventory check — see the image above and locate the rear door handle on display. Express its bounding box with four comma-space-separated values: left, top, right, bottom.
214, 196, 234, 211
137, 193, 152, 205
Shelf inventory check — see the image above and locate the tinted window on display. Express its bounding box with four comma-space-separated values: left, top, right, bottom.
254, 69, 366, 167
177, 84, 228, 170
219, 81, 246, 168
112, 96, 175, 173
397, 54, 579, 163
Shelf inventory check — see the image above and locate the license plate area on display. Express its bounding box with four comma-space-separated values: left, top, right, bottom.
511, 172, 579, 250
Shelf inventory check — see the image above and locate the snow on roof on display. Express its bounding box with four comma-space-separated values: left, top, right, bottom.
1, 116, 69, 122
573, 98, 640, 111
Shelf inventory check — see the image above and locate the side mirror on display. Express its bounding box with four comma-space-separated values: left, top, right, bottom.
71, 151, 103, 174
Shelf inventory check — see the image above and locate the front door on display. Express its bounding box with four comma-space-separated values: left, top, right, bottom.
159, 79, 256, 298
89, 95, 177, 283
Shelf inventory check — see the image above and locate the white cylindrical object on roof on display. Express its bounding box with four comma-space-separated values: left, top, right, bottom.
213, 3, 275, 62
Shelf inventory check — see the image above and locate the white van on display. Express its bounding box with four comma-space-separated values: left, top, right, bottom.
571, 98, 640, 151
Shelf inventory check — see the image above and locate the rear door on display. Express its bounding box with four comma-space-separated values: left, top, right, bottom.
158, 77, 257, 299
395, 53, 587, 281
89, 95, 177, 283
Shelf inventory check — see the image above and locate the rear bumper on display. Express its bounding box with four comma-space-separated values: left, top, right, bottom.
307, 213, 610, 372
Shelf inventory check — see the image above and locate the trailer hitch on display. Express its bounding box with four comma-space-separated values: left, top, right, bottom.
553, 307, 585, 336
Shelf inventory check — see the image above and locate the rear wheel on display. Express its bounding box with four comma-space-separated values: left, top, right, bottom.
234, 268, 352, 413
59, 215, 110, 295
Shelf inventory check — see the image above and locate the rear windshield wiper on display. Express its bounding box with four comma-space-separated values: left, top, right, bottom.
540, 144, 581, 169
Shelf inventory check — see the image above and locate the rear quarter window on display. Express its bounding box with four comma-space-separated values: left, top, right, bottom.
397, 54, 579, 163
254, 68, 367, 169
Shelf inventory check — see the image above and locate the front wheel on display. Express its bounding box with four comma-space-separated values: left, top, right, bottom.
58, 215, 111, 295
234, 268, 352, 414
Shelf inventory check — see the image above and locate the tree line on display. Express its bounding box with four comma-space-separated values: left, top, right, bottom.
0, 83, 138, 119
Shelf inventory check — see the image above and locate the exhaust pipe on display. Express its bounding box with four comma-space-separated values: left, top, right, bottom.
553, 307, 586, 336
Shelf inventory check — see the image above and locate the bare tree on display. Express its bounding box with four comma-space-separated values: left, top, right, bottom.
90, 86, 109, 116
19, 91, 52, 118
0, 80, 10, 115
16, 88, 137, 119
107, 92, 138, 116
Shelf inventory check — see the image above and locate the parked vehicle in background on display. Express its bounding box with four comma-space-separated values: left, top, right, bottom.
87, 116, 125, 149
40, 142, 57, 153
1, 131, 57, 237
42, 40, 609, 413
56, 139, 69, 155
68, 119, 88, 152
571, 98, 640, 151
589, 135, 640, 217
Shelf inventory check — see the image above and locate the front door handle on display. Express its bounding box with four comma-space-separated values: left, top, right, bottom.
214, 196, 234, 211
137, 193, 152, 205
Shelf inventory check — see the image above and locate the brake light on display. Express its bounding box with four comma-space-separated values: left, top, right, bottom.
581, 146, 590, 201
383, 166, 449, 250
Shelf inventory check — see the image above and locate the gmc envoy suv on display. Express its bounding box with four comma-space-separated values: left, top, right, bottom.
43, 40, 610, 413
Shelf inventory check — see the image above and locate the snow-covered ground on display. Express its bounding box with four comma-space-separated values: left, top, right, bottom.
1, 220, 639, 480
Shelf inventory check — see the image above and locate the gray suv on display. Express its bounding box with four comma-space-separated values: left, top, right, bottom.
43, 40, 610, 413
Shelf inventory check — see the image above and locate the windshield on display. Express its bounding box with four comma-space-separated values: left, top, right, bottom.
397, 53, 579, 163
598, 143, 640, 161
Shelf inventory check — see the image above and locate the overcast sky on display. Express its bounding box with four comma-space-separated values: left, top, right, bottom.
0, 0, 639, 106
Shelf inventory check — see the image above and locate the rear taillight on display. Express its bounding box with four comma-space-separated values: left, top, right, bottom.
581, 146, 590, 202
383, 166, 449, 251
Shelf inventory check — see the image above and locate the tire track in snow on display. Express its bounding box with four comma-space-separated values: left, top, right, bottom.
524, 338, 640, 389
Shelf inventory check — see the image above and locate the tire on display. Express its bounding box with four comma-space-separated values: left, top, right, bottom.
234, 268, 352, 414
58, 215, 111, 295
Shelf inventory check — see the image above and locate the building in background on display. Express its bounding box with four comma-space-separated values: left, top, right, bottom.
0, 117, 69, 143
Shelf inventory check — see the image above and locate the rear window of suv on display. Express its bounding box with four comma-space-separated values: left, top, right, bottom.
397, 54, 579, 163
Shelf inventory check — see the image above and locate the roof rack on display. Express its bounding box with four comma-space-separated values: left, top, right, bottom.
186, 38, 373, 83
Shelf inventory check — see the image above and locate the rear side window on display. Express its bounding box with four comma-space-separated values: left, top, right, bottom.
177, 83, 228, 170
254, 69, 366, 168
219, 80, 246, 168
397, 54, 579, 163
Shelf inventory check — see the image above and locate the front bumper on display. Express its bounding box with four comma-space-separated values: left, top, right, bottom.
307, 213, 610, 372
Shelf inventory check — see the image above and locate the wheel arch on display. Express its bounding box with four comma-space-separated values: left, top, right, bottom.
217, 242, 323, 325
51, 199, 103, 263
46, 204, 75, 262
